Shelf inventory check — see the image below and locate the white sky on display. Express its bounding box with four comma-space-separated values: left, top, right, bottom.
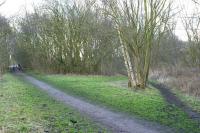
0, 0, 42, 18
0, 0, 199, 41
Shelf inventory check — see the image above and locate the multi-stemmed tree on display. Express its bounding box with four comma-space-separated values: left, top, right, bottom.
104, 0, 172, 88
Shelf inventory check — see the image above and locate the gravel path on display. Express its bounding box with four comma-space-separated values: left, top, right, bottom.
21, 74, 171, 133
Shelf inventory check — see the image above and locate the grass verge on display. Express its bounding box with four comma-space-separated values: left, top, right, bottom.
32, 73, 200, 133
0, 74, 104, 133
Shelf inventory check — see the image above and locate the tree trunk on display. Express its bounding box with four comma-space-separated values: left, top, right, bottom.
117, 29, 136, 88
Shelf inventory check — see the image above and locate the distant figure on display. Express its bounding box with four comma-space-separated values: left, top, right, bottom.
13, 66, 16, 72
18, 64, 22, 71
9, 64, 23, 73
13, 65, 18, 72
8, 65, 15, 72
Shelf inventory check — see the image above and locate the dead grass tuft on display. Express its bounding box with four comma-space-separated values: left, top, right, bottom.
150, 67, 200, 97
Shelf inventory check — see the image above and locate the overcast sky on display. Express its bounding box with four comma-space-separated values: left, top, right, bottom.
0, 0, 199, 41
0, 0, 41, 17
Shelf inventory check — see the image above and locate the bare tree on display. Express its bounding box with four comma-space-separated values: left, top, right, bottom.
0, 0, 5, 7
183, 0, 200, 67
14, 0, 119, 74
105, 0, 172, 88
0, 15, 11, 75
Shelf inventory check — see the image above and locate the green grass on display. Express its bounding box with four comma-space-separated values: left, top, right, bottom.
32, 73, 200, 133
0, 74, 105, 133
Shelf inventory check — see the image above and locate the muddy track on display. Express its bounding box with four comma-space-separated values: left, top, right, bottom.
150, 82, 200, 122
18, 73, 172, 133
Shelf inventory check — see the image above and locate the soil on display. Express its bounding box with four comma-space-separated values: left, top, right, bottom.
150, 82, 200, 121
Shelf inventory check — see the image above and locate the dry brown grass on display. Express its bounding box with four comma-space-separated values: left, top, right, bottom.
150, 67, 200, 97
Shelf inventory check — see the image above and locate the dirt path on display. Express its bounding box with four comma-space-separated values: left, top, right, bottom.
150, 82, 200, 121
20, 73, 171, 133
